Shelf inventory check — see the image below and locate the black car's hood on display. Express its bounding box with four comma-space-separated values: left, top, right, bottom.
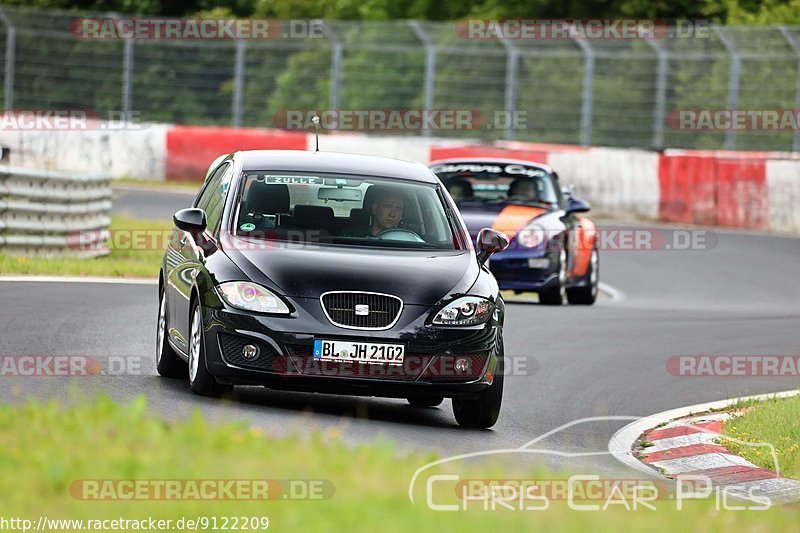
223, 238, 479, 305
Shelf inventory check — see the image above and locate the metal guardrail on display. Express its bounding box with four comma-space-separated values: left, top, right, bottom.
0, 166, 111, 257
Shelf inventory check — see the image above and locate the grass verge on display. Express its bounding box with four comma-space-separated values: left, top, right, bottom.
722, 393, 800, 479
1, 396, 799, 531
0, 216, 167, 278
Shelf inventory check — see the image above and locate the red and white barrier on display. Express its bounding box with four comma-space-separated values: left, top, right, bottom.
1, 123, 797, 234
165, 125, 306, 180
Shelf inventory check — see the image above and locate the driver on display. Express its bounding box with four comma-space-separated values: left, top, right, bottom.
341, 186, 405, 237
370, 187, 405, 236
507, 178, 538, 201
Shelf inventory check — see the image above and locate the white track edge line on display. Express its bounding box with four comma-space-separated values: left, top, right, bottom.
598, 282, 623, 302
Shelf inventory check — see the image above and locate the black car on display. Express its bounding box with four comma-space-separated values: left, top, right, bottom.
157, 150, 509, 428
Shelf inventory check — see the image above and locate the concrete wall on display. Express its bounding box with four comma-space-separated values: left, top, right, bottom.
2, 123, 798, 234
0, 125, 167, 179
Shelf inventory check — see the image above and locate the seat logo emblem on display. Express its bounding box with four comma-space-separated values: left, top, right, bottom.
354, 304, 370, 316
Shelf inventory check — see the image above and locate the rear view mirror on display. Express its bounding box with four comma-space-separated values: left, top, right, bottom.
565, 197, 591, 215
476, 228, 509, 265
318, 187, 363, 202
173, 208, 207, 233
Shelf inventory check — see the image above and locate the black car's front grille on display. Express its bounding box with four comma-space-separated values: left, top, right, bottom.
320, 292, 402, 330
218, 333, 278, 371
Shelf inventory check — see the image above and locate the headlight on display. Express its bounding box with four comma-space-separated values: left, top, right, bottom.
432, 296, 494, 326
216, 282, 290, 314
517, 223, 546, 248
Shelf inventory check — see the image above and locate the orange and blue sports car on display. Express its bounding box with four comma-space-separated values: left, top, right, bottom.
429, 158, 599, 305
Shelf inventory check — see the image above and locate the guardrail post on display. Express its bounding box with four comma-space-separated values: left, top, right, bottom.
499, 38, 519, 141
778, 26, 800, 153
645, 38, 668, 150
572, 26, 595, 146
0, 9, 16, 111
320, 22, 342, 127
232, 39, 246, 127
408, 21, 436, 138
121, 38, 134, 118
713, 26, 740, 150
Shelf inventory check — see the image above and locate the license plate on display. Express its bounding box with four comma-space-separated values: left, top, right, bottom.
528, 258, 550, 269
313, 339, 405, 364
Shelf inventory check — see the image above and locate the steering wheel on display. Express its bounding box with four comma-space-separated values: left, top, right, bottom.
374, 228, 425, 243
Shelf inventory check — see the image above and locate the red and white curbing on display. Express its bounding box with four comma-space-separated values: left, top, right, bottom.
637, 411, 800, 505
609, 390, 800, 506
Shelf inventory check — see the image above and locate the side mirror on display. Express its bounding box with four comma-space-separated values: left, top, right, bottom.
565, 197, 591, 215
173, 208, 207, 233
476, 228, 509, 265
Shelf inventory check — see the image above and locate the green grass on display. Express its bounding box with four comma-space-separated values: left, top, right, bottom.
722, 393, 800, 479
0, 216, 168, 278
1, 396, 799, 531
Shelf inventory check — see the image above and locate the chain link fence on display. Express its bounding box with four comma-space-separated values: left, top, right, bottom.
0, 6, 799, 151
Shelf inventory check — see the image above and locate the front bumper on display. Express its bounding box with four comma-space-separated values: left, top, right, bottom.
200, 295, 502, 399
488, 247, 558, 292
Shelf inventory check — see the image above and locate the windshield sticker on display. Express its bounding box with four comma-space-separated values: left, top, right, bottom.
263, 175, 323, 185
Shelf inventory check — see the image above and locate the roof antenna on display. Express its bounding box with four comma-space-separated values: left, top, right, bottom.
312, 115, 320, 152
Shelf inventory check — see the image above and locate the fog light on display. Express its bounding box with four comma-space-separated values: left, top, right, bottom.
454, 357, 471, 374
242, 344, 260, 360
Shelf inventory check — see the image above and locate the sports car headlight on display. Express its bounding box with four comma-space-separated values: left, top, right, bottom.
517, 223, 546, 248
432, 297, 494, 326
216, 282, 290, 314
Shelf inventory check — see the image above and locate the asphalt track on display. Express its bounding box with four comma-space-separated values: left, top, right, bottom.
0, 187, 798, 478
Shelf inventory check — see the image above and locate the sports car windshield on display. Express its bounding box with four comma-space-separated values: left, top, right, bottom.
432, 163, 559, 208
234, 172, 458, 250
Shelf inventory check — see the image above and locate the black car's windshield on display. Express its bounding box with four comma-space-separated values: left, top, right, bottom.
431, 163, 559, 208
235, 172, 458, 250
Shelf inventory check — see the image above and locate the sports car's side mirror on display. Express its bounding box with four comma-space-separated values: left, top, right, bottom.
173, 208, 207, 233
565, 197, 591, 215
476, 228, 509, 265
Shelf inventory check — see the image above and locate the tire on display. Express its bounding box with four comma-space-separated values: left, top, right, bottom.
188, 302, 231, 397
567, 247, 599, 305
452, 338, 504, 429
156, 290, 186, 378
407, 396, 444, 408
539, 247, 567, 306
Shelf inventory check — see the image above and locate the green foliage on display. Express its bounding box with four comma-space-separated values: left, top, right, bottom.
0, 0, 792, 22
726, 0, 800, 25
723, 393, 800, 479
